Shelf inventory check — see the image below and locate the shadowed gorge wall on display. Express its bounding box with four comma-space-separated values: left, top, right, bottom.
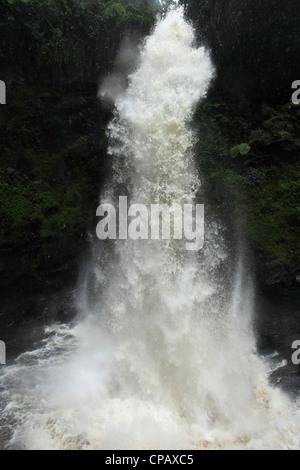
181, 0, 300, 287
0, 0, 157, 297
0, 0, 299, 304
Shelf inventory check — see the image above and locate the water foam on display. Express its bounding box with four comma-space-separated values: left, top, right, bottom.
0, 10, 300, 450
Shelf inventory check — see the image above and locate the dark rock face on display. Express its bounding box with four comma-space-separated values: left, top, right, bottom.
260, 263, 300, 291
0, 1, 298, 319
0, 287, 79, 363
0, 0, 157, 310
256, 291, 300, 397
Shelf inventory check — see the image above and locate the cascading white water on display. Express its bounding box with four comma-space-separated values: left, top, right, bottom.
1, 10, 300, 450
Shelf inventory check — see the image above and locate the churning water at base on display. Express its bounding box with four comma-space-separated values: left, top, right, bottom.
1, 11, 300, 450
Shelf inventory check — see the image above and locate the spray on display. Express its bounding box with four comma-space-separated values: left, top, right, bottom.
0, 10, 300, 451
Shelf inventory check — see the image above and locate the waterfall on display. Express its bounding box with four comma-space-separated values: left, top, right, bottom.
0, 10, 300, 451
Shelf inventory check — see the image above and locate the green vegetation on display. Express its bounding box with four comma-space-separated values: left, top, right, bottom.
0, 0, 299, 289
0, 0, 157, 288
181, 0, 300, 285
194, 100, 300, 283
